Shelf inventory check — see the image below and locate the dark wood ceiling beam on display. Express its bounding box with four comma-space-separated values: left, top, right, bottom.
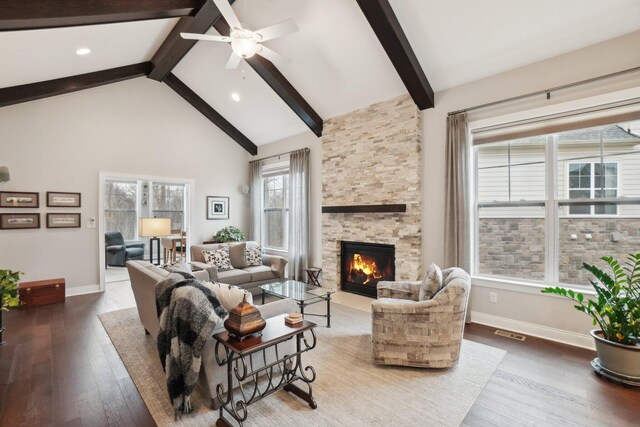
356, 0, 434, 110
0, 1, 203, 31
213, 18, 323, 137
164, 73, 257, 155
0, 62, 151, 108
148, 0, 234, 81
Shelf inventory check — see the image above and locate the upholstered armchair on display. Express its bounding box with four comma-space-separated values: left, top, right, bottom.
105, 231, 145, 267
371, 267, 471, 368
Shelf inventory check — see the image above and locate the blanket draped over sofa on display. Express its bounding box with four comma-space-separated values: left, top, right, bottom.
155, 270, 227, 416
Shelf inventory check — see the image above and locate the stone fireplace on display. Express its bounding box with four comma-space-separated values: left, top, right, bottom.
322, 94, 422, 293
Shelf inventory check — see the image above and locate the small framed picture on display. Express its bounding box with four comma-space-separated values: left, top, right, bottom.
0, 213, 40, 229
207, 196, 229, 220
47, 191, 81, 208
0, 191, 39, 208
46, 213, 81, 228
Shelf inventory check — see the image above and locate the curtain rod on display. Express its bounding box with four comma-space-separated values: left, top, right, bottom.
447, 65, 640, 117
249, 147, 310, 164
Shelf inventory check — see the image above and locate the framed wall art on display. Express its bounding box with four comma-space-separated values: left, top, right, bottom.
46, 213, 81, 228
47, 191, 81, 208
0, 213, 40, 229
207, 196, 229, 220
0, 191, 39, 208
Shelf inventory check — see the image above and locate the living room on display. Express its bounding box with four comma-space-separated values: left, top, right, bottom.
1, 1, 639, 426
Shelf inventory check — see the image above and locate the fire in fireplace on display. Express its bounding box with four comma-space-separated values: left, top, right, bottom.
341, 241, 395, 298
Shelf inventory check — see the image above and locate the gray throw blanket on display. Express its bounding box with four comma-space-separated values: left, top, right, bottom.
156, 270, 227, 416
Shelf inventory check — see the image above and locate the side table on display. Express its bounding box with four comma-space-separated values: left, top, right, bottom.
213, 314, 318, 426
305, 267, 322, 287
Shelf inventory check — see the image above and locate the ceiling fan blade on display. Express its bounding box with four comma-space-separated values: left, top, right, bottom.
180, 33, 231, 43
225, 52, 242, 70
256, 45, 291, 67
212, 0, 243, 30
255, 19, 298, 42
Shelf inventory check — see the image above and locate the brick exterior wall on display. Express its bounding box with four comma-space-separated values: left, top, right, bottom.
479, 217, 640, 284
322, 95, 422, 288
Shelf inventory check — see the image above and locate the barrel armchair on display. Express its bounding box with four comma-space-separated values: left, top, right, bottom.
371, 267, 471, 368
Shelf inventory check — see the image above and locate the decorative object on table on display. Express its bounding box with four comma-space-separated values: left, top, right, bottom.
46, 191, 81, 207
19, 278, 65, 308
285, 312, 303, 326
139, 217, 172, 265
213, 225, 244, 243
0, 269, 22, 345
46, 212, 81, 228
542, 254, 640, 386
0, 213, 40, 229
206, 196, 229, 220
0, 191, 39, 208
0, 166, 10, 182
105, 231, 145, 267
224, 294, 266, 341
305, 267, 322, 287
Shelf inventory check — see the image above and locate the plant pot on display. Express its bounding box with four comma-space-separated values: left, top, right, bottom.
590, 329, 640, 378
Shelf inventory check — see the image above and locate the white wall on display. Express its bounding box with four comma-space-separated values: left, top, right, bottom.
422, 30, 640, 346
0, 77, 249, 292
249, 131, 322, 267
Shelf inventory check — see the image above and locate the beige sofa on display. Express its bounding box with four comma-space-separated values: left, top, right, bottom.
125, 260, 297, 408
190, 241, 286, 293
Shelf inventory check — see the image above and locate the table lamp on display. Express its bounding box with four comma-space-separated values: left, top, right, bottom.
139, 218, 171, 265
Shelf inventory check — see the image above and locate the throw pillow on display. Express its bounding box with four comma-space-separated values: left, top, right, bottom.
228, 242, 248, 269
419, 263, 442, 301
206, 281, 253, 312
202, 246, 233, 271
245, 244, 263, 266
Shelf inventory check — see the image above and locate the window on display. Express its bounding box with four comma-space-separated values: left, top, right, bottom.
568, 162, 618, 215
152, 183, 186, 230
104, 181, 137, 240
474, 120, 640, 287
262, 170, 289, 250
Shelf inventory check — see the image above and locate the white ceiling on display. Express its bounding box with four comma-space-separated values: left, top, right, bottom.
389, 0, 640, 91
0, 19, 177, 88
1, 1, 640, 146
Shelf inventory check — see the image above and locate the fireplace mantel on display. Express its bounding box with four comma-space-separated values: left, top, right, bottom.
321, 204, 407, 214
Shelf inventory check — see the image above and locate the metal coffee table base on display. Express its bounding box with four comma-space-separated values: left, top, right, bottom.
261, 292, 332, 328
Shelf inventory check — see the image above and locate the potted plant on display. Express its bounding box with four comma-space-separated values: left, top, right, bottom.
542, 254, 639, 381
0, 269, 22, 345
213, 226, 245, 243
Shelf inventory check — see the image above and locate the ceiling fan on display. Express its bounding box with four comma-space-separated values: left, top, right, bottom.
180, 0, 298, 70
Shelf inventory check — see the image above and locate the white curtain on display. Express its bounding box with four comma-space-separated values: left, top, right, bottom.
288, 149, 310, 281
444, 113, 470, 271
249, 160, 262, 243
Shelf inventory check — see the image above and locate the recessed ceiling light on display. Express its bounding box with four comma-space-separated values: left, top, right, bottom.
231, 92, 241, 102
76, 48, 91, 56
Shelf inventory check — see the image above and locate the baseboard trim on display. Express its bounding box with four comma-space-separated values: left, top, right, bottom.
470, 311, 595, 351
66, 284, 101, 297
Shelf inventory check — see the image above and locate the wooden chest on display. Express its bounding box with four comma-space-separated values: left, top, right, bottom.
19, 278, 65, 308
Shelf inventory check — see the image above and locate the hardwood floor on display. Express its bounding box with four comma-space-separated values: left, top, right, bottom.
1, 283, 638, 426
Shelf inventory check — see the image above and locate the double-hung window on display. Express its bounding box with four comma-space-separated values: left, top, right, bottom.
262, 164, 289, 251
472, 109, 640, 287
104, 181, 138, 240
152, 183, 186, 230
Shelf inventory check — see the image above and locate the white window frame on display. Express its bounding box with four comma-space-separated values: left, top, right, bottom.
469, 86, 640, 293
104, 180, 139, 240
566, 161, 620, 217
261, 161, 290, 253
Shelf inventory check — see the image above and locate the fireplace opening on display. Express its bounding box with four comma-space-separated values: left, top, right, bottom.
341, 241, 395, 298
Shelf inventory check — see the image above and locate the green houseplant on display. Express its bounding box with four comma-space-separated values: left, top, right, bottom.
542, 254, 640, 379
213, 226, 245, 243
0, 269, 23, 345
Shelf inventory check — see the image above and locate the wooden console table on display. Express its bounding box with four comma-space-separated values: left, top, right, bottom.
213, 314, 317, 426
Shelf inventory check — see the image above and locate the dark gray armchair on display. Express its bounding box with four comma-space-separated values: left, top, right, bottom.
105, 232, 145, 267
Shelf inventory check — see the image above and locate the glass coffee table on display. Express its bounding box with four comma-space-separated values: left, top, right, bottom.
260, 280, 335, 327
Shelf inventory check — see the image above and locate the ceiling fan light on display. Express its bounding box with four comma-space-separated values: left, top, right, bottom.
231, 38, 259, 59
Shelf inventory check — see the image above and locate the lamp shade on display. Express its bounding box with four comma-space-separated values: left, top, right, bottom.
138, 218, 171, 237
0, 166, 10, 182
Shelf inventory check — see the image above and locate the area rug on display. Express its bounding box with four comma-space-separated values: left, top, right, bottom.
99, 303, 506, 426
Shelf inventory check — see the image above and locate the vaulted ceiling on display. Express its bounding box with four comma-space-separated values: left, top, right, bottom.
1, 0, 640, 151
